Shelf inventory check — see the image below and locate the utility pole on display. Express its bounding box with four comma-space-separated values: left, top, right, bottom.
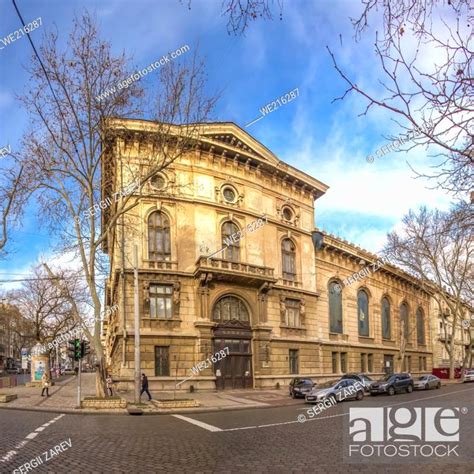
77, 357, 82, 408
133, 245, 140, 403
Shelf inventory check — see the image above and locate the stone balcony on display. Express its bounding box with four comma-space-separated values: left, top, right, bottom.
194, 257, 277, 286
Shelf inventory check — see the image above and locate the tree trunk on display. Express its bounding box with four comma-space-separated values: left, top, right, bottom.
95, 352, 107, 398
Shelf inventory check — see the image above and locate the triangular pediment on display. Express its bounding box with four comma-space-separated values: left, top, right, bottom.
198, 123, 280, 166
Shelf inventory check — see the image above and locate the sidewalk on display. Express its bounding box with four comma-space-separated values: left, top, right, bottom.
0, 373, 295, 415
0, 374, 464, 415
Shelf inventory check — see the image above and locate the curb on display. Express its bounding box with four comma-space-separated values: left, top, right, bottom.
0, 401, 272, 416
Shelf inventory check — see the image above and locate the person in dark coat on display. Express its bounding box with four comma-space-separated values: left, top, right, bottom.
140, 373, 152, 401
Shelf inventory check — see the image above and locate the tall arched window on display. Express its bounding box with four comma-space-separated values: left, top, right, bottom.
148, 211, 171, 261
329, 281, 343, 334
213, 296, 249, 323
222, 221, 240, 262
381, 297, 391, 340
281, 239, 296, 280
416, 307, 425, 344
400, 302, 409, 340
358, 289, 370, 336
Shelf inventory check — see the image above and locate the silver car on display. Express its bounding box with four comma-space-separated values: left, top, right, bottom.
305, 379, 364, 404
413, 375, 441, 390
463, 369, 474, 383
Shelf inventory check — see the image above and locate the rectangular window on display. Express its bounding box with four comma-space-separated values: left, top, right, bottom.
405, 355, 412, 372
368, 354, 373, 373
289, 349, 299, 374
149, 284, 173, 319
384, 354, 394, 374
332, 352, 338, 374
340, 352, 347, 373
154, 346, 169, 376
360, 353, 366, 372
285, 299, 301, 327
419, 356, 423, 371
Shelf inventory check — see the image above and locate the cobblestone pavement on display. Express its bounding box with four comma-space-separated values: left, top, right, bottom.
0, 384, 472, 473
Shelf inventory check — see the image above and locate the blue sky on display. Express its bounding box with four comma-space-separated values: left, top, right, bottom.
0, 0, 457, 287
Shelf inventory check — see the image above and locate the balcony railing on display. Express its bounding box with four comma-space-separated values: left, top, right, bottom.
195, 257, 276, 285
143, 260, 178, 271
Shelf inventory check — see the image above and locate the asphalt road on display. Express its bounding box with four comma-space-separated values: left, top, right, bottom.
0, 384, 473, 473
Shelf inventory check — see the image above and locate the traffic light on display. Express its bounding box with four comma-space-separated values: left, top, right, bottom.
81, 340, 90, 358
73, 339, 82, 361
67, 340, 76, 360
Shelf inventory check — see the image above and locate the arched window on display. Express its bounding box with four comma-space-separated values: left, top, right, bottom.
381, 297, 391, 340
400, 302, 409, 340
148, 211, 171, 261
416, 307, 425, 344
281, 239, 296, 280
222, 221, 240, 262
212, 296, 249, 323
328, 281, 343, 334
358, 289, 370, 336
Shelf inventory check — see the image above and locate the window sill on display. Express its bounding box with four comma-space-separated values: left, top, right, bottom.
280, 325, 306, 331
142, 318, 182, 322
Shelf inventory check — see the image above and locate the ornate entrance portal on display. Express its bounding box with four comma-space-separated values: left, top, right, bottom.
212, 296, 253, 390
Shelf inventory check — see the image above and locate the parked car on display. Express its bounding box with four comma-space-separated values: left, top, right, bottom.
289, 378, 315, 398
462, 369, 474, 383
370, 373, 414, 396
340, 373, 375, 392
413, 375, 441, 390
305, 379, 364, 404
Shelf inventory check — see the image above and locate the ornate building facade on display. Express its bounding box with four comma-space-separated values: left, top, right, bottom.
103, 119, 436, 391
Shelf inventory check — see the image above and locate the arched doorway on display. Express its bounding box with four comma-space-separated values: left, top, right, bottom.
212, 295, 253, 389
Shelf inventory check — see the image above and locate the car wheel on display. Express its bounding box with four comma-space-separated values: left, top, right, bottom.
356, 390, 364, 401
388, 386, 395, 396
436, 383, 441, 389
406, 384, 413, 393
425, 384, 429, 390
328, 394, 337, 404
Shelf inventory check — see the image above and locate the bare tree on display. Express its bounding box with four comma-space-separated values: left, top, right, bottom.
17, 11, 217, 396
0, 166, 25, 255
384, 202, 473, 378
10, 266, 79, 350
328, 0, 472, 195
183, 0, 282, 35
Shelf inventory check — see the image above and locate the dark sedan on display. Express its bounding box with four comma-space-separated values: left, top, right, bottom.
289, 378, 315, 398
370, 373, 414, 396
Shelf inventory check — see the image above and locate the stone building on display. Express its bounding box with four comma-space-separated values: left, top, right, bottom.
430, 296, 472, 376
102, 119, 435, 391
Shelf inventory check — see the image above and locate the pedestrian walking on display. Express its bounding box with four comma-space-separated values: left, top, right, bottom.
140, 373, 152, 401
106, 374, 114, 396
41, 372, 51, 397
74, 366, 78, 376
